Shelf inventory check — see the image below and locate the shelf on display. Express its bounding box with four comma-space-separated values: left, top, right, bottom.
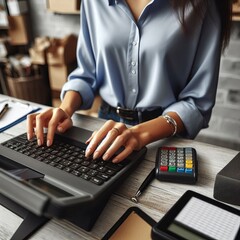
233, 15, 240, 21
233, 2, 240, 21
46, 0, 80, 15
48, 9, 80, 15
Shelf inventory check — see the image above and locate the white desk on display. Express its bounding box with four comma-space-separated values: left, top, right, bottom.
0, 95, 239, 239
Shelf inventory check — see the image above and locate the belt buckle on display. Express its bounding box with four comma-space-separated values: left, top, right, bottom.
116, 106, 137, 121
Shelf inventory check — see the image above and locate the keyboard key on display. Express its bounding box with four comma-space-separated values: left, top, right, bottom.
90, 177, 104, 185
71, 170, 81, 177
80, 174, 91, 180
97, 173, 110, 181
78, 166, 89, 173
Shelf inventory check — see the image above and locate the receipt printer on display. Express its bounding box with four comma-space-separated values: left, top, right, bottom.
214, 152, 240, 206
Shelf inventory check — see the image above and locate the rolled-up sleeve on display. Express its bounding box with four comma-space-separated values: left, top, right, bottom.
163, 2, 222, 139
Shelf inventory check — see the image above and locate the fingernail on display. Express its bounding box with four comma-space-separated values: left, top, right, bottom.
102, 153, 109, 161
112, 158, 119, 163
85, 136, 91, 143
47, 139, 51, 147
58, 126, 63, 132
37, 139, 42, 146
93, 151, 100, 159
27, 133, 30, 140
85, 146, 92, 157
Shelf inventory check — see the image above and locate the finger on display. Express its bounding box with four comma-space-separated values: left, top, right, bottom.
47, 118, 73, 147
35, 114, 45, 146
85, 131, 97, 157
35, 109, 54, 145
101, 127, 132, 161
85, 131, 97, 145
27, 113, 37, 140
94, 120, 116, 140
57, 117, 73, 133
93, 128, 121, 159
112, 145, 134, 163
106, 132, 138, 163
85, 137, 100, 158
85, 120, 116, 157
46, 108, 71, 146
91, 122, 127, 159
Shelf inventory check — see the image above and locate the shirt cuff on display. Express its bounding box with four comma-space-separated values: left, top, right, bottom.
163, 101, 205, 139
60, 79, 95, 110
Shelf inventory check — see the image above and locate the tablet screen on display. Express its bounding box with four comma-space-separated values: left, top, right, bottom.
108, 211, 152, 240
168, 197, 240, 240
0, 205, 23, 240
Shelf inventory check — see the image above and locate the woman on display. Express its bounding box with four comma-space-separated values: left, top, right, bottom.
27, 0, 233, 163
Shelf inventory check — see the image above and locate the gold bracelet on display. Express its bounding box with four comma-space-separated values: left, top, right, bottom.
163, 114, 177, 137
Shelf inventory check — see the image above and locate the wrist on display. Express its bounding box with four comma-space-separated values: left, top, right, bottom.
162, 114, 177, 137
59, 91, 82, 117
130, 124, 152, 149
130, 113, 184, 148
59, 104, 74, 118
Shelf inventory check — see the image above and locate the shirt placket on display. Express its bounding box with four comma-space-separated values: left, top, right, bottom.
126, 22, 140, 109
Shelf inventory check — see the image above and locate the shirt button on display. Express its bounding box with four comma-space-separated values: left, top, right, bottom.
132, 89, 136, 93
132, 41, 137, 46
131, 61, 136, 66
131, 69, 136, 74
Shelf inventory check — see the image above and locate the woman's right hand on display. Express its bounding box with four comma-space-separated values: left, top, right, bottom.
27, 107, 73, 147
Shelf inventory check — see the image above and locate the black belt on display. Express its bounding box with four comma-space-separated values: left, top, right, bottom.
101, 101, 163, 123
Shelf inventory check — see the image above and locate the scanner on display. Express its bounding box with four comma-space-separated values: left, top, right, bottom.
214, 152, 240, 206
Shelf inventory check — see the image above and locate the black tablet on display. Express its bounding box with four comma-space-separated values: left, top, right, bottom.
151, 190, 240, 240
102, 207, 156, 240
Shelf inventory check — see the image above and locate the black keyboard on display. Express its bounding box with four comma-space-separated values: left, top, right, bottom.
1, 133, 126, 186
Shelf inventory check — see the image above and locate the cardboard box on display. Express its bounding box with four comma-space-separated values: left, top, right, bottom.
47, 34, 77, 66
47, 0, 80, 13
48, 63, 76, 91
7, 0, 28, 16
8, 14, 31, 45
29, 37, 51, 65
29, 48, 46, 65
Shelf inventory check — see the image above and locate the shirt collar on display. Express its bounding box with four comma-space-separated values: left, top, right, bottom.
108, 0, 155, 6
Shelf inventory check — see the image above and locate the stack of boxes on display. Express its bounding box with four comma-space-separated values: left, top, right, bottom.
7, 0, 31, 45
46, 34, 77, 92
29, 37, 50, 65
29, 34, 78, 95
6, 33, 78, 105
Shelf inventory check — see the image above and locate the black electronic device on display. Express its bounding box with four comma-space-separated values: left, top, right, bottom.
151, 190, 240, 240
214, 152, 240, 206
155, 147, 198, 184
0, 126, 147, 232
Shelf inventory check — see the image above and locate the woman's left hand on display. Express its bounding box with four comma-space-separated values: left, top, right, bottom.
85, 120, 142, 163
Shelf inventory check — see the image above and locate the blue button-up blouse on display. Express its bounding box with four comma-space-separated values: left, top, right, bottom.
61, 0, 222, 138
